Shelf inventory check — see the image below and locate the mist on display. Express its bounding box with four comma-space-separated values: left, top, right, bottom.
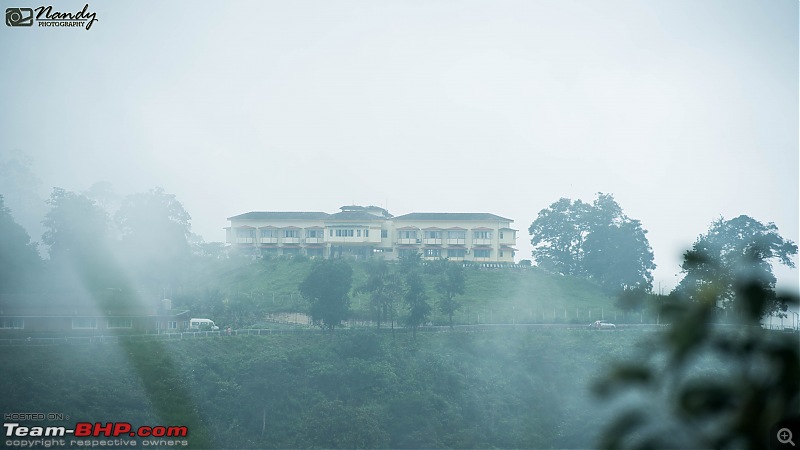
1, 1, 797, 449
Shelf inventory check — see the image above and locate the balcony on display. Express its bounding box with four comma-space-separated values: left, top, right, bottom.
236, 238, 255, 244
259, 237, 278, 244
283, 237, 301, 244
447, 238, 465, 245
305, 237, 323, 244
422, 238, 442, 245
499, 233, 516, 245
472, 238, 491, 246
397, 238, 420, 245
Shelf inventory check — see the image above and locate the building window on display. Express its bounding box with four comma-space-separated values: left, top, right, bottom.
260, 229, 277, 238
335, 229, 354, 237
399, 230, 417, 239
72, 318, 97, 329
474, 249, 491, 258
473, 231, 491, 240
108, 318, 133, 329
425, 231, 441, 239
365, 229, 369, 237
237, 229, 255, 238
284, 229, 298, 238
0, 318, 24, 329
425, 248, 441, 258
182, 321, 189, 329
381, 229, 388, 238
168, 321, 177, 329
448, 231, 466, 239
306, 229, 320, 238
448, 248, 465, 258
500, 232, 504, 239
357, 229, 362, 237
500, 251, 504, 257
329, 229, 334, 236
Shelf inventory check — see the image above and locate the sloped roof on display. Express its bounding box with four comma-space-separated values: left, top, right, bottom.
393, 212, 512, 222
327, 211, 386, 221
228, 212, 331, 221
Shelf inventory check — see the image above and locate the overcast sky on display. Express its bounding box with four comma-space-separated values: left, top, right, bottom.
1, 0, 797, 290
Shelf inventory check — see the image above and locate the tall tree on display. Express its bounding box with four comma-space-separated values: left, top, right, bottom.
115, 187, 192, 289
436, 261, 466, 329
528, 197, 593, 275
359, 259, 403, 331
403, 271, 430, 339
529, 193, 655, 293
0, 152, 47, 252
42, 188, 119, 290
676, 215, 797, 317
0, 195, 41, 293
300, 259, 353, 332
583, 218, 655, 292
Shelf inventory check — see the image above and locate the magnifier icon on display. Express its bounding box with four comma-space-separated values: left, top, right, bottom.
778, 428, 795, 446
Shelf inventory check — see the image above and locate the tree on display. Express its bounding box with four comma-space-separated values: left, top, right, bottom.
403, 271, 430, 339
528, 197, 594, 275
0, 152, 47, 253
42, 187, 120, 289
299, 259, 353, 331
614, 286, 648, 313
436, 261, 466, 329
359, 259, 403, 331
583, 218, 655, 292
0, 195, 41, 293
528, 193, 655, 293
676, 215, 797, 317
115, 187, 192, 289
595, 250, 799, 449
398, 251, 422, 273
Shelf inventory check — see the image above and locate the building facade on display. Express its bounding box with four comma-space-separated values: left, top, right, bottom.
226, 205, 518, 263
0, 298, 190, 334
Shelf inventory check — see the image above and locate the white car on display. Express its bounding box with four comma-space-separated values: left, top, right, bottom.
590, 320, 616, 330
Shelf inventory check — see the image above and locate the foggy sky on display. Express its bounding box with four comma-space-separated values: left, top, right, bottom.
1, 0, 797, 290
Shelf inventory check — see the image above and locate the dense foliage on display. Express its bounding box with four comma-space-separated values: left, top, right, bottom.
528, 193, 656, 294
300, 259, 354, 331
0, 329, 640, 449
676, 215, 797, 317
596, 244, 799, 449
0, 195, 41, 293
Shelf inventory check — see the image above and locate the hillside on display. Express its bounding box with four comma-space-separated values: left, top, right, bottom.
172, 256, 621, 328
0, 328, 650, 449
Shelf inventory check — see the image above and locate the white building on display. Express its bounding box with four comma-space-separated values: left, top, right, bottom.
226, 205, 518, 263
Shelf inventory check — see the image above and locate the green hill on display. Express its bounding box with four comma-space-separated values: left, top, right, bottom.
0, 328, 649, 449
174, 257, 625, 328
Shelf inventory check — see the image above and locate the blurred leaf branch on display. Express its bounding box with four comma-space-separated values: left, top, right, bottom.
595, 218, 799, 449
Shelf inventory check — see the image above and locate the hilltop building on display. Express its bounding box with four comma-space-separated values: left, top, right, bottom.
226, 205, 518, 263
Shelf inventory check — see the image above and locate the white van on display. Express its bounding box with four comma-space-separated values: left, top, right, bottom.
188, 318, 219, 331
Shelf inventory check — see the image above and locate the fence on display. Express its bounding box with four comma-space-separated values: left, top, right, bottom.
0, 328, 327, 346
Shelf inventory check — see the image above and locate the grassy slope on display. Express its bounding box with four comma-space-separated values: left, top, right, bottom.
0, 328, 651, 449
176, 257, 617, 325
